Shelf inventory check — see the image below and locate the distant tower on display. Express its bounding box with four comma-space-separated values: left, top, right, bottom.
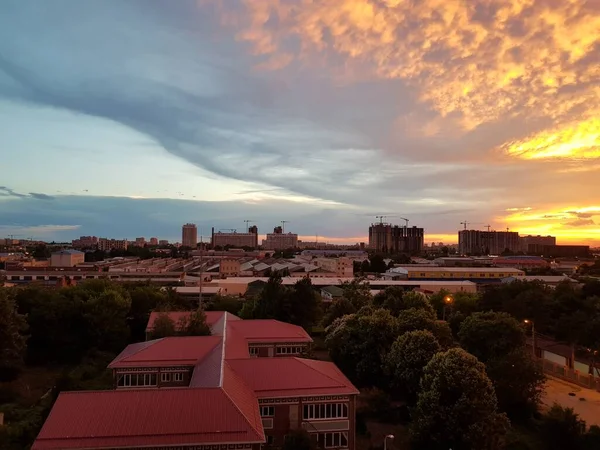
181, 223, 198, 248
248, 225, 259, 249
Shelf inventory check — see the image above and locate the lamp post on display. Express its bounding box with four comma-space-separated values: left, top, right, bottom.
442, 295, 454, 321
524, 319, 535, 358
384, 434, 394, 450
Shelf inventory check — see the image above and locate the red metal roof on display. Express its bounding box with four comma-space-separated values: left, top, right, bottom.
227, 319, 313, 344
227, 357, 359, 398
145, 311, 227, 333
108, 336, 222, 368
32, 388, 265, 450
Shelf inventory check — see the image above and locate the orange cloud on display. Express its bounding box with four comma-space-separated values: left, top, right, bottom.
211, 0, 600, 138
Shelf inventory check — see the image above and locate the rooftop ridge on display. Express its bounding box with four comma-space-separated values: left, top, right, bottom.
109, 339, 162, 367
219, 311, 228, 387
294, 357, 348, 387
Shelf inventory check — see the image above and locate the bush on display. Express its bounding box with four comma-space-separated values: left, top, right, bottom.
0, 385, 18, 404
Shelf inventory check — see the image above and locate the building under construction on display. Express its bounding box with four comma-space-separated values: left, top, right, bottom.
458, 230, 520, 255
211, 226, 258, 249
368, 222, 424, 254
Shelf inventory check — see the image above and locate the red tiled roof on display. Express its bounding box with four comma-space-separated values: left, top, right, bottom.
221, 363, 264, 440
227, 319, 313, 344
109, 336, 222, 368
227, 357, 359, 398
145, 311, 227, 333
32, 388, 265, 450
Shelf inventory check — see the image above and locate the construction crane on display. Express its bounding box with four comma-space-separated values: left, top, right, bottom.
460, 221, 483, 230
399, 217, 409, 227
375, 215, 387, 224
281, 220, 289, 233
484, 224, 492, 232
243, 220, 254, 232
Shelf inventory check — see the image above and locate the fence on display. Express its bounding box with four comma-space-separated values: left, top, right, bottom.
535, 356, 600, 392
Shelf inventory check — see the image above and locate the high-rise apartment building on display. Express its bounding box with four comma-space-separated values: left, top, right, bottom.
181, 223, 198, 248
458, 230, 520, 255
368, 223, 424, 254
72, 236, 99, 249
211, 226, 259, 248
262, 226, 298, 250
98, 238, 128, 251
149, 237, 158, 246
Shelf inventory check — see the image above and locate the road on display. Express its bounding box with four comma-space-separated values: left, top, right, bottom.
542, 376, 600, 426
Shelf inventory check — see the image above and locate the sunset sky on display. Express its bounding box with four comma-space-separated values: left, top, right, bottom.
1, 0, 599, 245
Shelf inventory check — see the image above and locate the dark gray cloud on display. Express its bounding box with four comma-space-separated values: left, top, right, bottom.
28, 192, 54, 200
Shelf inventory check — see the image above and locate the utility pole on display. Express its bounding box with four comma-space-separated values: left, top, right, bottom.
198, 234, 204, 310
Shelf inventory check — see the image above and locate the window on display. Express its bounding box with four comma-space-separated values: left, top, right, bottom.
161, 372, 171, 383
321, 432, 348, 448
173, 372, 184, 382
260, 406, 275, 417
303, 403, 348, 420
117, 373, 157, 387
276, 346, 303, 355
249, 347, 259, 357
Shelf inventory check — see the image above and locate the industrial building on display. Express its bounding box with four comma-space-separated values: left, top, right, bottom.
50, 249, 85, 268
211, 225, 258, 249
383, 266, 524, 282
520, 235, 556, 252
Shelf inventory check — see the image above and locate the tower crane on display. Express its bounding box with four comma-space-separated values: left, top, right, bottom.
460, 221, 483, 230
281, 220, 289, 233
484, 224, 492, 232
399, 217, 409, 227
243, 220, 254, 232
375, 215, 387, 224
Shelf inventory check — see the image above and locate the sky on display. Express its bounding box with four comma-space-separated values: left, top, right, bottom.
0, 0, 599, 246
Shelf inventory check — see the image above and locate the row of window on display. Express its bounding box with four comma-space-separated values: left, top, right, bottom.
417, 272, 507, 278
116, 372, 185, 387
276, 346, 304, 355
261, 406, 275, 417
322, 432, 348, 448
117, 373, 157, 387
303, 403, 348, 420
161, 372, 184, 383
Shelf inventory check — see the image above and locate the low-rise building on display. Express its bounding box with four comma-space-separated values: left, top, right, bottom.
98, 238, 128, 251
50, 250, 85, 268
313, 257, 353, 277
220, 258, 241, 277
384, 266, 524, 282
34, 312, 358, 450
493, 256, 550, 269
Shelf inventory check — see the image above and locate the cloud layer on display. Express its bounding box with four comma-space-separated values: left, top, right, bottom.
0, 0, 598, 244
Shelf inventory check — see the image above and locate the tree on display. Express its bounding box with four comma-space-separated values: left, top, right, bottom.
283, 429, 315, 450
411, 348, 510, 450
150, 313, 177, 339
287, 278, 323, 330
541, 404, 587, 450
340, 279, 372, 309
397, 308, 436, 335
178, 309, 211, 336
0, 289, 28, 381
369, 254, 387, 273
322, 298, 356, 327
208, 294, 243, 315
384, 330, 440, 402
326, 309, 399, 387
83, 289, 131, 353
458, 312, 543, 418
458, 312, 525, 362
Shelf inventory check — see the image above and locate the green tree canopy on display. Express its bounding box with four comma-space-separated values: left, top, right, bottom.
384, 330, 440, 402
411, 348, 510, 450
458, 311, 525, 362
326, 309, 399, 387
322, 298, 356, 328
0, 289, 28, 381
178, 309, 211, 336
150, 313, 177, 339
340, 278, 372, 309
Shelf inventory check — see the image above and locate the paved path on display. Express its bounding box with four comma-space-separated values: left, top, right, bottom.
542, 376, 600, 426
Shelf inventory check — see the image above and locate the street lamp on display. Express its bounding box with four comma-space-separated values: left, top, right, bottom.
384, 434, 394, 450
524, 319, 536, 358
442, 295, 454, 321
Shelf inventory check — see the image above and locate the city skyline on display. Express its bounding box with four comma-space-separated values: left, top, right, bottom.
1, 1, 599, 246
